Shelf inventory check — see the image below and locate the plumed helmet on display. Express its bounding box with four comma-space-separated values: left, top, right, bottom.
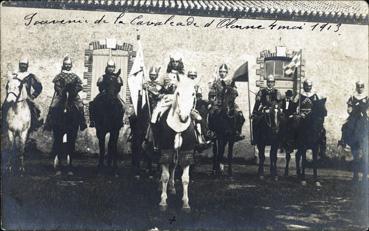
107, 59, 115, 66
356, 80, 365, 88
219, 64, 229, 72
266, 75, 275, 82
19, 56, 29, 64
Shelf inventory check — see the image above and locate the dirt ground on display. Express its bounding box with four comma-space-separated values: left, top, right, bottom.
1, 149, 369, 231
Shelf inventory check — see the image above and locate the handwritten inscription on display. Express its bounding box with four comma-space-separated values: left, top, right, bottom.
23, 12, 343, 33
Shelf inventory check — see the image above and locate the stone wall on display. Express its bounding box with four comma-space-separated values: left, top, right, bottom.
1, 7, 368, 159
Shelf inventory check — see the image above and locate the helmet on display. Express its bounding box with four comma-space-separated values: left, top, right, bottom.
187, 69, 197, 79
356, 80, 365, 88
171, 52, 182, 61
63, 56, 72, 64
303, 79, 313, 86
149, 66, 160, 76
266, 75, 275, 82
219, 64, 229, 72
19, 56, 29, 64
107, 59, 115, 66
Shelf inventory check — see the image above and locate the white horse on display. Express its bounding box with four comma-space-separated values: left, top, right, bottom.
4, 73, 31, 174
158, 74, 198, 212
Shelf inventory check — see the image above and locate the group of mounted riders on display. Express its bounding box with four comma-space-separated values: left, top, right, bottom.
2, 55, 368, 186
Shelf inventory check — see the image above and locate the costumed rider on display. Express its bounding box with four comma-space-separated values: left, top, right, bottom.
338, 81, 369, 182
251, 75, 282, 143
208, 64, 245, 142
293, 79, 327, 156
2, 56, 44, 133
187, 69, 212, 148
44, 56, 87, 131
141, 66, 164, 148
89, 59, 125, 128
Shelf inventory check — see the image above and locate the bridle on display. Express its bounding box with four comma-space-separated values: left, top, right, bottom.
7, 78, 25, 103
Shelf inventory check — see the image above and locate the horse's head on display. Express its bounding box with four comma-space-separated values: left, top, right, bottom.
221, 80, 238, 116
173, 74, 197, 123
263, 102, 283, 133
6, 75, 26, 104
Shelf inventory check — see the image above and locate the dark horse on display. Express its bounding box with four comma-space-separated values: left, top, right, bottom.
294, 98, 327, 186
90, 93, 124, 176
129, 98, 157, 179
253, 102, 283, 180
209, 81, 244, 177
50, 91, 80, 176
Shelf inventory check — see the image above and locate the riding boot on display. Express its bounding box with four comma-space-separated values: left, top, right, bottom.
1, 102, 10, 132
89, 101, 96, 127
79, 108, 87, 131
44, 108, 53, 131
151, 123, 160, 152
195, 123, 209, 152
234, 111, 245, 142
28, 100, 44, 132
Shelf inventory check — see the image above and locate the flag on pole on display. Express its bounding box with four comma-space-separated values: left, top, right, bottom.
128, 36, 146, 115
233, 62, 249, 82
284, 50, 302, 76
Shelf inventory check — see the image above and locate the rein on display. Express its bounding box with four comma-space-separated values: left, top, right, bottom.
7, 79, 26, 103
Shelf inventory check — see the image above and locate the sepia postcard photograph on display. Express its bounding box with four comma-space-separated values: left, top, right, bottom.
1, 0, 368, 230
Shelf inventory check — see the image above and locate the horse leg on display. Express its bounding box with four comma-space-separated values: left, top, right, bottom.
66, 128, 78, 176
169, 161, 177, 195
218, 138, 226, 176
181, 165, 191, 213
313, 146, 321, 187
7, 131, 15, 173
352, 148, 360, 182
52, 129, 63, 175
295, 150, 301, 178
18, 130, 28, 175
212, 141, 218, 175
159, 164, 170, 211
285, 152, 291, 177
109, 129, 120, 177
270, 144, 279, 180
227, 141, 234, 177
97, 130, 106, 170
257, 144, 265, 179
301, 148, 307, 185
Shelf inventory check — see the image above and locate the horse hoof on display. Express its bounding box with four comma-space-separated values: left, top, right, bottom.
315, 181, 321, 187
55, 171, 62, 176
301, 180, 307, 186
159, 204, 167, 212
259, 175, 265, 180
67, 171, 74, 176
182, 206, 191, 213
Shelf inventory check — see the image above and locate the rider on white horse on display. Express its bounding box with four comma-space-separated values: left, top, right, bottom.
2, 56, 43, 134
150, 53, 208, 150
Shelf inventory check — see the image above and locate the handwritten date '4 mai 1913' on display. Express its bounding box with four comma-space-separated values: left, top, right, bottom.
23, 12, 342, 33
